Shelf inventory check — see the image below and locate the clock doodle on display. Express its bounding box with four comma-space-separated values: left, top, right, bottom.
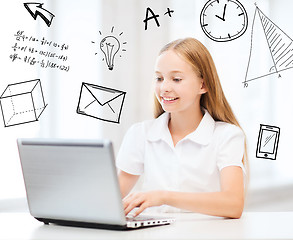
200, 0, 248, 42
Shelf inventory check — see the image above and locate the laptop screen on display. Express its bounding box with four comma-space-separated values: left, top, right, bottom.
17, 138, 126, 226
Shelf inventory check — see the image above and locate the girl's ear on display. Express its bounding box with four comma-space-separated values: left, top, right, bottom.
200, 80, 208, 94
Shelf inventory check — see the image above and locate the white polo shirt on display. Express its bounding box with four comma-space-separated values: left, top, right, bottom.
116, 110, 245, 212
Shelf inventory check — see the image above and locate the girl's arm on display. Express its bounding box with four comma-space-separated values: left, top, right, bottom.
123, 166, 244, 219
118, 170, 140, 198
165, 166, 244, 218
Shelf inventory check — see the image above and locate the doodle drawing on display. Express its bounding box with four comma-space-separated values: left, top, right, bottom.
0, 79, 47, 127
256, 124, 280, 160
76, 82, 126, 124
244, 5, 293, 87
92, 27, 127, 71
143, 7, 175, 30
100, 36, 120, 71
24, 2, 55, 27
200, 0, 248, 42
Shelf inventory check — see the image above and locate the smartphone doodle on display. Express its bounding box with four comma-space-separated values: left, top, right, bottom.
256, 124, 280, 160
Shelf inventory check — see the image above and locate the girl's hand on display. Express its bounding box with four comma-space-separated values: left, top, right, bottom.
123, 191, 167, 217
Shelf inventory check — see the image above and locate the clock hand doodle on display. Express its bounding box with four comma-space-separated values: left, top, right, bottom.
215, 4, 227, 21
200, 0, 248, 42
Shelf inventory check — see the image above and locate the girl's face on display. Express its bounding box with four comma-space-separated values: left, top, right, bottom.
155, 50, 206, 115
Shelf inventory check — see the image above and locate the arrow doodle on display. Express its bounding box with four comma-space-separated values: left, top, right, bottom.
24, 2, 55, 27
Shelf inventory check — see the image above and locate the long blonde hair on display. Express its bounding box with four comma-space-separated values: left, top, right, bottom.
153, 38, 249, 176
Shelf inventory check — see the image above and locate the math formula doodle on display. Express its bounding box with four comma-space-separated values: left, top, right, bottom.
9, 30, 70, 72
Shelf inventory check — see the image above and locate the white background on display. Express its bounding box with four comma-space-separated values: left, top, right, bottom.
0, 0, 292, 211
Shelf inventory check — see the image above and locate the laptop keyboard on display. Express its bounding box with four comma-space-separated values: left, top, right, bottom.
126, 216, 156, 222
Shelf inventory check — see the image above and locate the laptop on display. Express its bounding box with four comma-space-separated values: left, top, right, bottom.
17, 138, 175, 230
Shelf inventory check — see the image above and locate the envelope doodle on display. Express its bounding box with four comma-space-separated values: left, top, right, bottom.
76, 82, 126, 123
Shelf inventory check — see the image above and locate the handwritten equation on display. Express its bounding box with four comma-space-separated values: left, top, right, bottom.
9, 30, 70, 72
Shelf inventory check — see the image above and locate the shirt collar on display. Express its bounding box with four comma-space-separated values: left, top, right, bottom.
186, 109, 215, 145
147, 112, 171, 143
147, 109, 215, 146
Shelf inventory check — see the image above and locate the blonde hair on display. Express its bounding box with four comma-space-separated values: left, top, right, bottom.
153, 38, 249, 179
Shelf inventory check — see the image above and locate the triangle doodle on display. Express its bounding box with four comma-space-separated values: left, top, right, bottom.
244, 5, 293, 87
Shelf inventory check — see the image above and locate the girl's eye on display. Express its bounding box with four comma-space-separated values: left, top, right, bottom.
173, 78, 182, 82
156, 77, 163, 82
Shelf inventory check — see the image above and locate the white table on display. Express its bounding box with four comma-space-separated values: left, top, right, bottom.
0, 212, 293, 239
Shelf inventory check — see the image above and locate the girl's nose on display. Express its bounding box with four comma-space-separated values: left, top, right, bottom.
160, 79, 171, 92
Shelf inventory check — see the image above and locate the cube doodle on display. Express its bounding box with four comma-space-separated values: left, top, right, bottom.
0, 79, 47, 127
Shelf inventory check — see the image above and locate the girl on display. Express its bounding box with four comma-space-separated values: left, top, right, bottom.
116, 38, 248, 219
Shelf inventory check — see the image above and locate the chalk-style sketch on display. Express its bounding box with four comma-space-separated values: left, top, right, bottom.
143, 7, 174, 30
200, 0, 248, 42
256, 124, 280, 160
92, 27, 127, 71
244, 5, 293, 87
10, 30, 70, 72
0, 79, 47, 127
100, 36, 120, 71
24, 2, 55, 27
76, 82, 126, 124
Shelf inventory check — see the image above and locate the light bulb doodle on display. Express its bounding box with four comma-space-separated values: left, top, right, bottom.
92, 26, 127, 71
100, 36, 120, 70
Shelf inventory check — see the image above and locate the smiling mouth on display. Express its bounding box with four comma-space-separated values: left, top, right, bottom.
161, 96, 179, 103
